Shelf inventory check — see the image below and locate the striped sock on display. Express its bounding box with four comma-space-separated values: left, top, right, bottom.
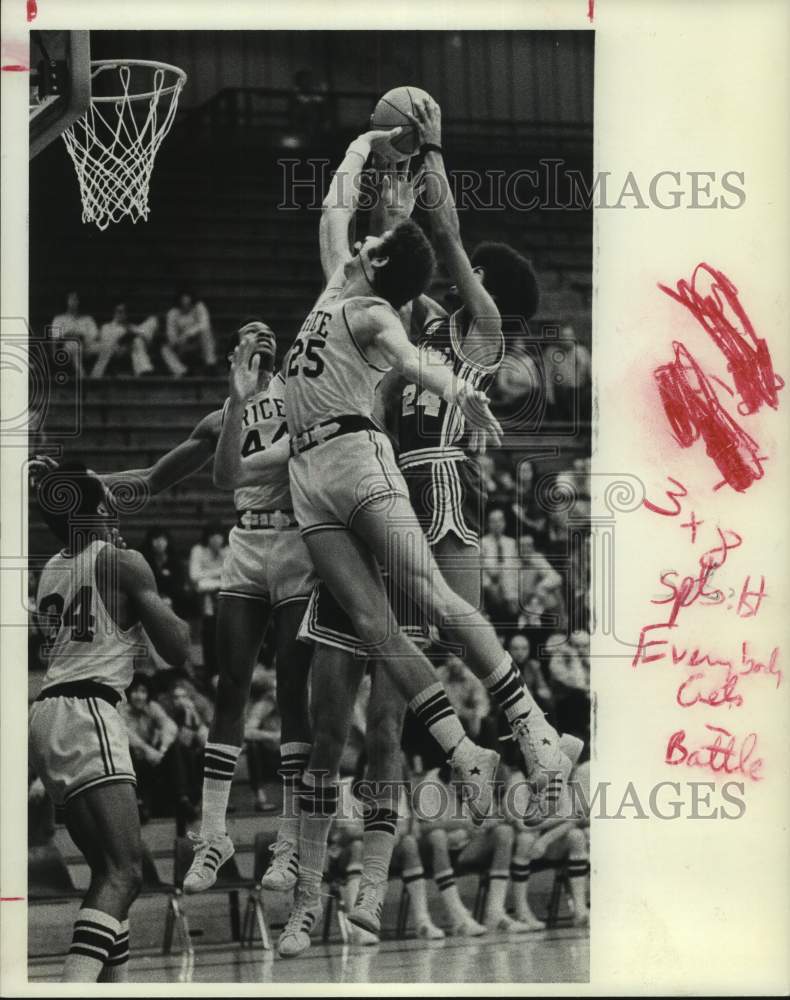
402, 865, 432, 927
200, 742, 241, 838
434, 867, 468, 922
510, 859, 533, 918
483, 653, 537, 726
279, 741, 311, 844
298, 772, 339, 899
361, 806, 399, 888
62, 907, 120, 982
98, 919, 129, 983
409, 682, 467, 756
484, 870, 510, 921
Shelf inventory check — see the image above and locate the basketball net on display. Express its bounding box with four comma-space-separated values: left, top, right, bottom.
62, 60, 186, 230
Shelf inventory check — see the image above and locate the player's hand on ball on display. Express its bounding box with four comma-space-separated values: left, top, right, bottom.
108, 526, 127, 549
362, 126, 407, 164
404, 94, 442, 148
457, 383, 503, 453
230, 339, 261, 401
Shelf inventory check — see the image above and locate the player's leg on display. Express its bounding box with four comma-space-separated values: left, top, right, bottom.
396, 833, 444, 939
566, 826, 591, 926
348, 665, 407, 940
185, 594, 270, 892
470, 823, 531, 933
510, 829, 546, 929
278, 644, 366, 958
426, 827, 485, 937
260, 598, 312, 891
352, 496, 581, 814
302, 526, 499, 822
62, 783, 143, 982
433, 531, 481, 607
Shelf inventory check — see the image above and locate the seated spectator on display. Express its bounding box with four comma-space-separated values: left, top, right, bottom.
412, 764, 537, 935
510, 460, 549, 545
507, 633, 553, 716
480, 508, 519, 629
91, 302, 157, 378
244, 666, 281, 813
162, 677, 212, 808
545, 633, 590, 749
516, 760, 590, 927
140, 527, 190, 618
189, 524, 228, 683
165, 291, 218, 376
546, 634, 588, 692
543, 324, 592, 424
120, 674, 198, 826
436, 654, 490, 739
518, 534, 562, 611
49, 291, 99, 375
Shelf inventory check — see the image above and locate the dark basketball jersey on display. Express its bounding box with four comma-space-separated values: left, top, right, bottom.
397, 309, 505, 469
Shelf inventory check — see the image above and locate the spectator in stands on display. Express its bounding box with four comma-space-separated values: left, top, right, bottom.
121, 674, 197, 825
49, 291, 99, 376
543, 324, 592, 423
165, 290, 218, 376
480, 508, 519, 629
510, 460, 549, 545
140, 528, 190, 618
287, 69, 329, 147
437, 654, 490, 739
518, 534, 562, 609
507, 633, 553, 716
244, 665, 281, 813
491, 334, 544, 429
91, 302, 157, 378
516, 760, 590, 927
189, 523, 228, 683
546, 633, 588, 692
162, 677, 212, 808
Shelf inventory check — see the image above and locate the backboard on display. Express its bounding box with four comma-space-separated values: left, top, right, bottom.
29, 30, 91, 160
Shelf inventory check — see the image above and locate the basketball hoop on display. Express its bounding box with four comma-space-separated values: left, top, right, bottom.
61, 59, 187, 230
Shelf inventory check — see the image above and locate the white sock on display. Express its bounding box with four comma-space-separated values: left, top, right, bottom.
200, 742, 241, 838
403, 866, 433, 927
484, 871, 509, 921
98, 919, 129, 982
63, 907, 120, 982
298, 772, 339, 900
409, 682, 467, 756
434, 868, 470, 923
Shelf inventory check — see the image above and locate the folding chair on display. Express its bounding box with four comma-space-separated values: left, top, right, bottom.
239, 831, 276, 950
140, 845, 192, 956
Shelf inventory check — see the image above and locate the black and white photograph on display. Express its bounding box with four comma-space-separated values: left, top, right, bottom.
24, 26, 592, 985
3, 2, 788, 997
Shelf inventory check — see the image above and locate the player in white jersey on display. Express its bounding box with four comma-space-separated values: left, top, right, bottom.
276, 113, 573, 958
95, 322, 315, 894
29, 460, 190, 982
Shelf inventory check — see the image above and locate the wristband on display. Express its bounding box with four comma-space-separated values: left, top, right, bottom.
420, 142, 443, 157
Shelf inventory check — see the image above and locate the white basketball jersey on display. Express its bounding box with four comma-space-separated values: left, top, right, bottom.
284, 276, 395, 436
36, 540, 146, 695
227, 371, 292, 511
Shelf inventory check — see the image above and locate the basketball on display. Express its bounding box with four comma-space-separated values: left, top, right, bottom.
370, 86, 433, 155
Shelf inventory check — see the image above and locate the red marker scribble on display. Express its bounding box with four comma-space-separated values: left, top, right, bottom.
27, 0, 38, 22
680, 510, 703, 543
658, 263, 784, 415
654, 342, 766, 492
1, 64, 28, 71
0, 897, 24, 901
587, 0, 595, 22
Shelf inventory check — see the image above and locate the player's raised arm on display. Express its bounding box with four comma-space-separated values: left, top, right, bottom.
213, 339, 290, 490
363, 302, 502, 451
117, 548, 190, 666
319, 127, 406, 282
409, 98, 502, 344
100, 409, 221, 500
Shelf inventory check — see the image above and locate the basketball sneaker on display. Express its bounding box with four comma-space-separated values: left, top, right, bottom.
512, 717, 583, 825
260, 837, 299, 891
446, 915, 487, 937
416, 921, 445, 941
183, 831, 234, 893
486, 913, 532, 934
448, 737, 500, 826
277, 887, 323, 958
348, 878, 384, 940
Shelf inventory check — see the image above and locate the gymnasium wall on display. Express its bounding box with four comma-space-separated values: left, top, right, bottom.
89, 30, 594, 126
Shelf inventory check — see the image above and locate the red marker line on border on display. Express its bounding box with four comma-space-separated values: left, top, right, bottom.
27, 0, 38, 22
0, 897, 25, 901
